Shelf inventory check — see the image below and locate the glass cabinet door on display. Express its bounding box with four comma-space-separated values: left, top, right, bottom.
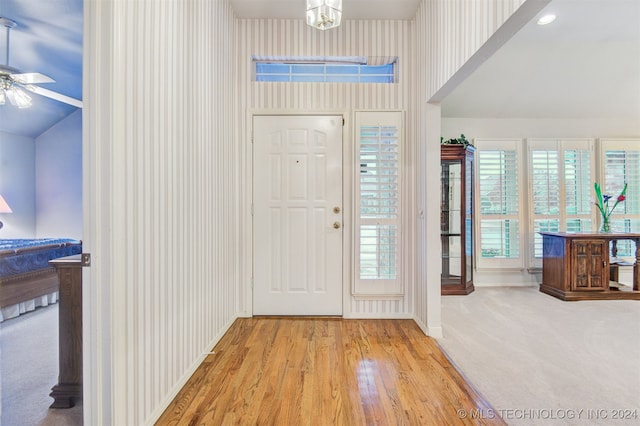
441, 145, 475, 295
441, 160, 462, 286
464, 152, 474, 287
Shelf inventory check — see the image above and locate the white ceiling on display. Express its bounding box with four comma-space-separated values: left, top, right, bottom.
0, 0, 637, 138
440, 0, 640, 119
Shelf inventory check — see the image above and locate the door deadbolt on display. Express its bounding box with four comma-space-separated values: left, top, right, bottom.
333, 221, 341, 229
333, 206, 341, 214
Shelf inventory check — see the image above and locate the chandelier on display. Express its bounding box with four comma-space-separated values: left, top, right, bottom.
306, 0, 342, 31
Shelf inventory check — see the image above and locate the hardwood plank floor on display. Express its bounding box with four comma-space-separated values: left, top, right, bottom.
156, 318, 505, 425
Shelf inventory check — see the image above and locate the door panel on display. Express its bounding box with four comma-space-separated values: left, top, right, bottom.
253, 115, 343, 315
571, 240, 607, 291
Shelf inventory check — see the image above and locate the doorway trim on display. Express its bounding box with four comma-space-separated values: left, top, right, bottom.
244, 110, 351, 317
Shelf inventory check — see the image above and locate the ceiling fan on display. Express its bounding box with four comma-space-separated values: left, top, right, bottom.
0, 17, 82, 109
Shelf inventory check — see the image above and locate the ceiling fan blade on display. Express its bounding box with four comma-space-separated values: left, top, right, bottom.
26, 85, 83, 108
11, 72, 55, 84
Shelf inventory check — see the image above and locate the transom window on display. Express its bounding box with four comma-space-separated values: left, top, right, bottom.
253, 56, 397, 83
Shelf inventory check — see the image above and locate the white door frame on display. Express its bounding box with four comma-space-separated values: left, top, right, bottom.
244, 110, 352, 317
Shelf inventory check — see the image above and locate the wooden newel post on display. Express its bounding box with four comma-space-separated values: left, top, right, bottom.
48, 254, 83, 408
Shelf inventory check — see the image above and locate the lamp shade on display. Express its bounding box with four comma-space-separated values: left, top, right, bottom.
0, 194, 12, 213
306, 0, 342, 30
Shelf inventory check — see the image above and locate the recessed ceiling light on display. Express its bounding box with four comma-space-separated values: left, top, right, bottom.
537, 14, 556, 25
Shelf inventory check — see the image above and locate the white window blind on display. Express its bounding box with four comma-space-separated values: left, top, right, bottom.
564, 148, 593, 233
565, 149, 593, 217
475, 139, 523, 269
354, 111, 403, 296
531, 149, 561, 263
528, 139, 594, 267
600, 139, 640, 256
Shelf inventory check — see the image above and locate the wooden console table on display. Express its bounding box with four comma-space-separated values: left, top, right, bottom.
540, 232, 640, 301
48, 254, 82, 408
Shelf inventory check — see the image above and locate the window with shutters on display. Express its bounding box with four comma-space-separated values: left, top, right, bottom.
354, 111, 403, 296
475, 139, 524, 269
474, 138, 640, 272
599, 139, 640, 257
528, 139, 594, 267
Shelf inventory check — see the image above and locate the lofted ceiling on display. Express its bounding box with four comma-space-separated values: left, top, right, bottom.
0, 0, 82, 138
0, 0, 637, 138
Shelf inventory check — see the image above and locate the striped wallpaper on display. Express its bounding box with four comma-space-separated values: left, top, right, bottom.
423, 0, 527, 99
236, 19, 416, 317
82, 0, 527, 424
84, 0, 238, 424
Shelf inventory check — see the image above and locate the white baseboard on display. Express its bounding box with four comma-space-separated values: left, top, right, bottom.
474, 269, 540, 286
342, 312, 414, 319
413, 316, 443, 339
144, 314, 240, 426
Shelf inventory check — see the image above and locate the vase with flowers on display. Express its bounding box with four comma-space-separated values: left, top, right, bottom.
594, 182, 627, 232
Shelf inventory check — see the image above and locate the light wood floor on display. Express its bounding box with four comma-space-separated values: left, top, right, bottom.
156, 318, 505, 425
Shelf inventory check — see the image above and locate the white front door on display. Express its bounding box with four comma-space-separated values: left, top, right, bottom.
253, 115, 343, 315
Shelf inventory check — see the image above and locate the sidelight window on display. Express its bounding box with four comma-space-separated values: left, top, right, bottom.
354, 111, 403, 296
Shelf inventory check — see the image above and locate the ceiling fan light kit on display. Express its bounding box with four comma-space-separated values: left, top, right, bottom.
0, 75, 32, 108
306, 0, 343, 31
0, 16, 80, 108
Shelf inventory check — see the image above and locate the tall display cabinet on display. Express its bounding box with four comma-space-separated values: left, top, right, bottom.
441, 144, 475, 295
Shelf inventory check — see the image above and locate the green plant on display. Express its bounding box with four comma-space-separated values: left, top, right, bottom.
441, 134, 471, 146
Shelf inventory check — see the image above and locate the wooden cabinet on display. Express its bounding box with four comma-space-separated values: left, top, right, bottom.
540, 232, 640, 301
441, 145, 474, 295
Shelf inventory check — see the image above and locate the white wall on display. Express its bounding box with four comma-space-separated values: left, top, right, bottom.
0, 131, 36, 237
35, 109, 83, 239
0, 110, 82, 239
443, 118, 640, 140
83, 0, 238, 424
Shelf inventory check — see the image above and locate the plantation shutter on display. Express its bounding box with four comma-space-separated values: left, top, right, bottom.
354, 111, 403, 296
564, 148, 593, 231
528, 139, 594, 267
475, 139, 523, 269
600, 139, 640, 256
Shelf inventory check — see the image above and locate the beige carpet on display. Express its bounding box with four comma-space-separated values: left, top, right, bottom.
0, 305, 82, 426
437, 286, 640, 426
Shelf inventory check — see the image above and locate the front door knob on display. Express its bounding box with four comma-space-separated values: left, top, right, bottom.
333, 221, 341, 229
